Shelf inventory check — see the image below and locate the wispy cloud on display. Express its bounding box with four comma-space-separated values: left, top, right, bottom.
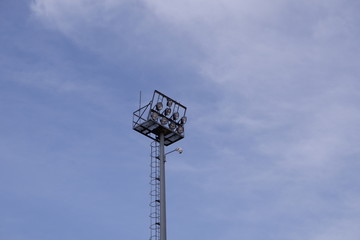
141, 1, 360, 238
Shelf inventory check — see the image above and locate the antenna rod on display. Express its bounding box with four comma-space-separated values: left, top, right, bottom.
139, 90, 142, 109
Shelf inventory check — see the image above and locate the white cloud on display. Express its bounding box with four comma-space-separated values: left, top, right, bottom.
31, 0, 148, 60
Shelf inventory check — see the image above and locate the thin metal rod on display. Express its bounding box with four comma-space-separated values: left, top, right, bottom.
159, 132, 167, 240
139, 91, 142, 109
165, 148, 181, 156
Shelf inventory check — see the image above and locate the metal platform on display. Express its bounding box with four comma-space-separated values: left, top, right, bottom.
133, 118, 184, 146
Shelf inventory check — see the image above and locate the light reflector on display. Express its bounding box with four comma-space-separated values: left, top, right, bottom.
156, 102, 163, 111
160, 117, 168, 125
177, 125, 184, 134
151, 112, 159, 121
169, 122, 176, 130
167, 100, 173, 107
172, 112, 179, 120
180, 116, 187, 125
164, 108, 171, 116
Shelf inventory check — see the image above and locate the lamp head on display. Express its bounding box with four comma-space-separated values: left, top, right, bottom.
169, 121, 176, 130
155, 102, 163, 111
160, 117, 168, 125
167, 99, 173, 107
164, 108, 171, 116
172, 112, 179, 120
150, 111, 159, 121
177, 125, 184, 134
175, 147, 183, 154
180, 116, 187, 125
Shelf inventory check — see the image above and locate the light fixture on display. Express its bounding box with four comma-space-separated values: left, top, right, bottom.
167, 100, 173, 107
160, 117, 168, 125
172, 112, 179, 120
132, 90, 188, 240
165, 147, 184, 155
177, 125, 184, 134
156, 102, 163, 111
169, 122, 176, 130
175, 147, 183, 154
164, 108, 171, 116
151, 112, 159, 121
180, 116, 187, 125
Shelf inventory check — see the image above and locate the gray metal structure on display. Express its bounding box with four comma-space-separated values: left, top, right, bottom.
133, 90, 187, 240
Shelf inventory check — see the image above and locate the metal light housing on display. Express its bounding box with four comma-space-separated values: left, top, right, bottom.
164, 108, 171, 116
177, 125, 184, 134
160, 117, 168, 125
156, 102, 163, 111
169, 121, 176, 130
175, 147, 183, 154
167, 100, 173, 107
180, 116, 187, 125
172, 112, 179, 120
151, 112, 159, 121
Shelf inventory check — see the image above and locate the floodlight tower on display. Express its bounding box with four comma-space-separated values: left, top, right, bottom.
132, 90, 187, 240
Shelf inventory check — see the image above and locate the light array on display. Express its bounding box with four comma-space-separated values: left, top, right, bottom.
148, 93, 187, 136
133, 90, 187, 146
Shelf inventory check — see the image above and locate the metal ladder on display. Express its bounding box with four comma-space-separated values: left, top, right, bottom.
149, 141, 160, 240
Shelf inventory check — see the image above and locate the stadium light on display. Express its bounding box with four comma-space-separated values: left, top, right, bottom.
132, 90, 187, 240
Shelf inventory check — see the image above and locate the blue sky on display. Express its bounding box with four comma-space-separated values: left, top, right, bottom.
1, 0, 360, 239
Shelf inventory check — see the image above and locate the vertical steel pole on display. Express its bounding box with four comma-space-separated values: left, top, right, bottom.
159, 132, 167, 240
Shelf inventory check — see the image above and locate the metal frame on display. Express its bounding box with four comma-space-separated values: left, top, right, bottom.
132, 90, 187, 146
